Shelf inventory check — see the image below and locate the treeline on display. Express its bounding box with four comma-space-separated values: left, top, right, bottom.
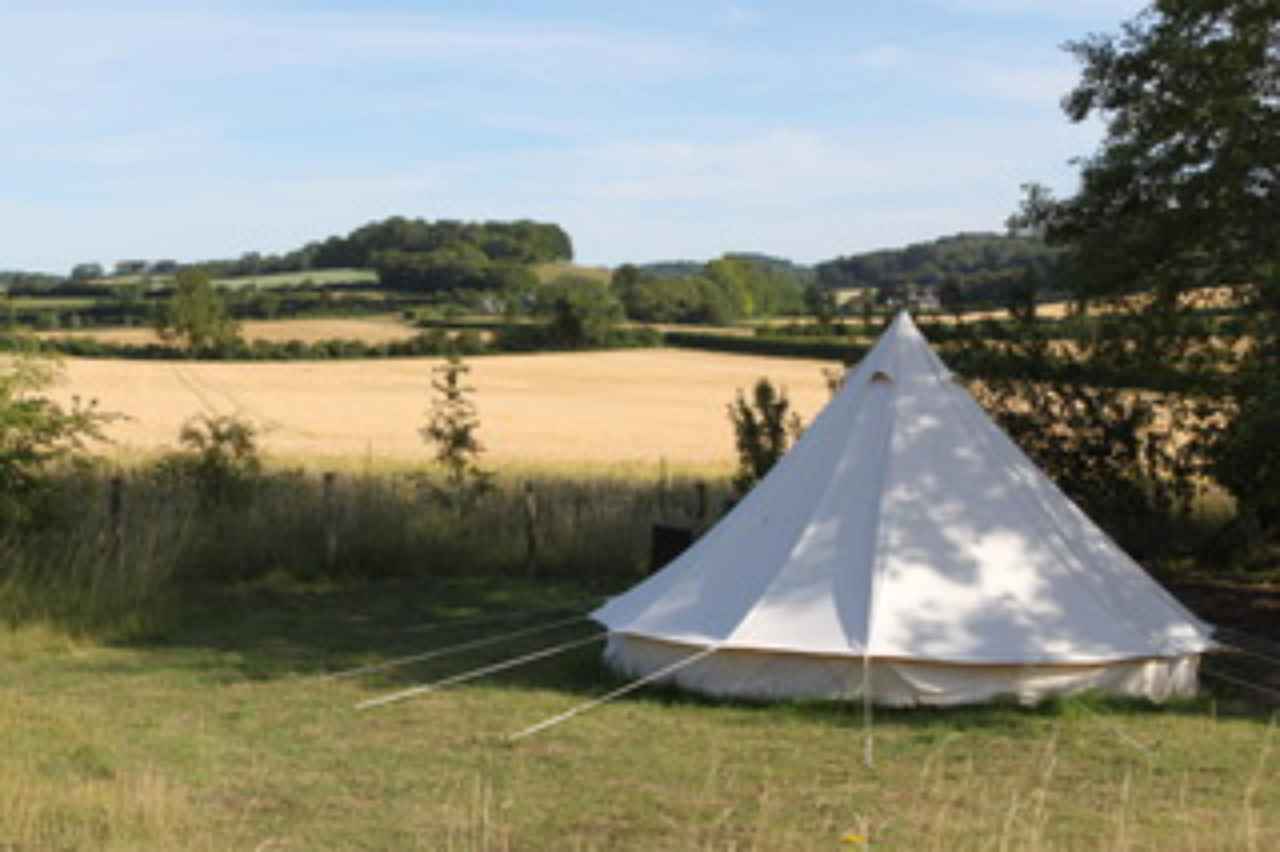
612, 255, 808, 324
815, 232, 1065, 305
29, 217, 573, 291
196, 217, 573, 288
0, 270, 67, 294
6, 323, 659, 362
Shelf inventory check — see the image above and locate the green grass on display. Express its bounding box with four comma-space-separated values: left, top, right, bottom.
6, 297, 100, 311
208, 269, 379, 290
86, 268, 379, 291
2, 466, 1277, 849
1, 576, 1277, 850
532, 262, 612, 285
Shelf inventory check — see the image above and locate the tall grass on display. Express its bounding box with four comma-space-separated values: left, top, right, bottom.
0, 466, 726, 636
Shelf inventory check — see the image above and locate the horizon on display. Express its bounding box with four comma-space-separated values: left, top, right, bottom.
4, 0, 1147, 276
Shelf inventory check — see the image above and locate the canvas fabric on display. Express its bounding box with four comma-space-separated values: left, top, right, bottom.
593, 312, 1214, 705
606, 635, 1202, 707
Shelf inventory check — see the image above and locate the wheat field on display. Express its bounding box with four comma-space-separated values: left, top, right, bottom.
39, 316, 424, 347
48, 349, 838, 469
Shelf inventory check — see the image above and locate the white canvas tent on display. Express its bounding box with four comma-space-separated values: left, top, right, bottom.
592, 312, 1215, 706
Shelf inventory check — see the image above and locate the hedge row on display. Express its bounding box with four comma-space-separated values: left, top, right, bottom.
1, 324, 663, 362
756, 310, 1254, 343
666, 330, 1230, 395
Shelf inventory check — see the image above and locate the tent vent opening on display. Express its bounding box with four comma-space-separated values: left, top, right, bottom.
870, 370, 893, 384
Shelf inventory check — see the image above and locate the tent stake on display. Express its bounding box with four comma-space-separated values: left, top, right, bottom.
508, 645, 719, 742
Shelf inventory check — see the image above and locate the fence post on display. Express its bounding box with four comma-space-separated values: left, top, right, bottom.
107, 475, 124, 554
524, 481, 539, 578
695, 480, 708, 523
323, 471, 338, 572
656, 457, 669, 520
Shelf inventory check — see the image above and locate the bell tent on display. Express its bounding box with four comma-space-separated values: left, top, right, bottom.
592, 311, 1214, 706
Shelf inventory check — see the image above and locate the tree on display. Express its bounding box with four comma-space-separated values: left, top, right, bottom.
113, 260, 148, 277
938, 280, 965, 321
420, 353, 492, 503
803, 283, 837, 327
0, 349, 114, 527
155, 268, 240, 350
534, 275, 624, 347
1030, 0, 1280, 545
69, 262, 104, 282
161, 413, 262, 506
1044, 1, 1279, 305
727, 378, 804, 498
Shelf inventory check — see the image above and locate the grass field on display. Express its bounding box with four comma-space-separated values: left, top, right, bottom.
49, 349, 836, 469
1, 577, 1276, 851
532, 261, 612, 285
6, 297, 100, 311
88, 268, 379, 291
38, 315, 424, 347
90, 263, 609, 291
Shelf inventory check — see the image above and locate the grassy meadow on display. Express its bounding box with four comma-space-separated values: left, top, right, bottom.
3, 328, 1278, 850
2, 570, 1278, 851
87, 267, 380, 291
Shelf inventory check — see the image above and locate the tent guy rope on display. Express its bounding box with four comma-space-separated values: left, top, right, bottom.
356, 632, 606, 711
508, 645, 720, 742
326, 614, 589, 681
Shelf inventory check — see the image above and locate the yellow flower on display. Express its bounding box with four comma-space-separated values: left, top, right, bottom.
840, 832, 868, 845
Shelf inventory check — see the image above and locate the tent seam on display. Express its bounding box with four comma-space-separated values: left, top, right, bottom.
862, 312, 906, 658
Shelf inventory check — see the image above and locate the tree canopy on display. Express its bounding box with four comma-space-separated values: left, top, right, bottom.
614, 254, 808, 324
814, 232, 1064, 305
1003, 0, 1280, 551
155, 268, 240, 351
1041, 0, 1279, 305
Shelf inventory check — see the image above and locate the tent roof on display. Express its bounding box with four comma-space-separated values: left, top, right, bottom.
593, 311, 1214, 665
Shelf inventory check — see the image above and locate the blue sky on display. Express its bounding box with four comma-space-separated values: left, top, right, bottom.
2, 0, 1148, 274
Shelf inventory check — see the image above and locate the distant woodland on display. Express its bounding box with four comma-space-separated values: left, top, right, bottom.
814, 232, 1065, 307
5, 223, 1067, 317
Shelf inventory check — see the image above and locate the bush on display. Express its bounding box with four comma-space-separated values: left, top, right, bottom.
0, 349, 115, 529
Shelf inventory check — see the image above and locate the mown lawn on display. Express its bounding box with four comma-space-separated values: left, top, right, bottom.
2, 576, 1276, 851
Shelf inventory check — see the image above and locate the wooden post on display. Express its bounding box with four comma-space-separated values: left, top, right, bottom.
107, 475, 124, 554
695, 480, 708, 523
323, 471, 338, 572
656, 458, 669, 520
523, 481, 539, 578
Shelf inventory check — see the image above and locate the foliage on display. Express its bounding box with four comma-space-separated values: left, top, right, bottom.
313, 216, 572, 269
803, 282, 838, 326
814, 232, 1065, 306
1012, 0, 1280, 558
69, 262, 104, 281
727, 378, 804, 497
420, 353, 493, 505
0, 349, 113, 528
1211, 375, 1280, 540
958, 324, 1219, 561
1043, 0, 1279, 307
535, 275, 625, 347
615, 254, 806, 324
155, 268, 241, 351
156, 413, 263, 507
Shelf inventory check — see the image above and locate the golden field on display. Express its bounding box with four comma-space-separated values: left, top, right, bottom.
47, 349, 838, 470
39, 316, 424, 346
